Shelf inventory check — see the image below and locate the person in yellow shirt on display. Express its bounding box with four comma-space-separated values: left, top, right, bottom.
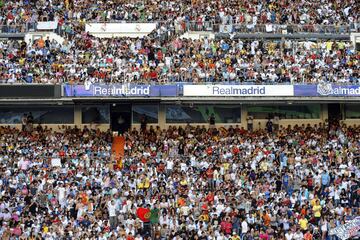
79, 18, 86, 27
312, 199, 322, 223
310, 197, 318, 207
299, 216, 308, 230
225, 57, 231, 65
137, 176, 150, 189
199, 213, 209, 222
19, 58, 25, 65
137, 179, 144, 189
326, 41, 333, 52
143, 177, 150, 189
260, 160, 268, 171
223, 162, 230, 172
230, 232, 241, 240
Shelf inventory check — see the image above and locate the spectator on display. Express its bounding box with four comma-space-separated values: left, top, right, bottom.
21, 114, 27, 131
266, 119, 273, 133
209, 113, 215, 127
241, 217, 249, 239
140, 114, 148, 132
108, 200, 118, 230
246, 115, 254, 132
273, 115, 280, 132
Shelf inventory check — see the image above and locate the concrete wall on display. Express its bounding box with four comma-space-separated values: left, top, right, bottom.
350, 32, 360, 48
342, 120, 360, 127
252, 119, 323, 130
1, 103, 359, 131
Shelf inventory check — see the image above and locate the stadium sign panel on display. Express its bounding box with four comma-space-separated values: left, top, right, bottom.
0, 85, 60, 98
63, 84, 177, 97
294, 84, 360, 97
62, 84, 360, 98
183, 85, 294, 96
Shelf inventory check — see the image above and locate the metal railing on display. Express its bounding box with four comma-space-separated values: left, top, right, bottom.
76, 21, 359, 34
0, 24, 31, 34
0, 21, 357, 35
0, 77, 359, 86
185, 22, 357, 34
0, 23, 55, 34
75, 21, 358, 34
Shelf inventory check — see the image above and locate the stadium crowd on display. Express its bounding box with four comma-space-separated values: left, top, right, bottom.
0, 37, 358, 84
0, 0, 358, 26
0, 122, 359, 239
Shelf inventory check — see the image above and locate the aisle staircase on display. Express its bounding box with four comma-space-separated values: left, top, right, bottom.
111, 136, 125, 170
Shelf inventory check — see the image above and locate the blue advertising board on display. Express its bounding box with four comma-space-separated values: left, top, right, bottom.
63, 84, 178, 97
63, 84, 360, 98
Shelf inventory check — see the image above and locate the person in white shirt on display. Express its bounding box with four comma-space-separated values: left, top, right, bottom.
241, 218, 249, 238
166, 159, 174, 176
293, 231, 303, 240
285, 231, 294, 240
108, 200, 117, 230
57, 183, 66, 208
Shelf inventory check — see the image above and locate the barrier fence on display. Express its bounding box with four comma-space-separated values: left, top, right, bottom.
0, 21, 357, 34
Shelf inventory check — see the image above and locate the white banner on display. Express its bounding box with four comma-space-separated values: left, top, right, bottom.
330, 217, 360, 240
85, 23, 157, 34
51, 158, 61, 167
265, 24, 273, 32
37, 21, 58, 30
219, 25, 233, 33
183, 85, 294, 96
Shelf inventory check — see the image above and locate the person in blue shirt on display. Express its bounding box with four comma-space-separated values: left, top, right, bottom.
80, 215, 92, 228
321, 170, 330, 192
283, 173, 289, 192
221, 41, 230, 51
280, 152, 288, 170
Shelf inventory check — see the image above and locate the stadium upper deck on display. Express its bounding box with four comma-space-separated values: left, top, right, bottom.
1, 0, 358, 25
0, 0, 358, 85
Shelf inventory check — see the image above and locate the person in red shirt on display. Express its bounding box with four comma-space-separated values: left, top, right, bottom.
157, 162, 165, 173
149, 70, 158, 81
157, 50, 163, 61
206, 167, 215, 190
238, 14, 245, 23
220, 217, 232, 235
206, 191, 214, 205
259, 230, 269, 240
59, 150, 65, 158
233, 146, 240, 155
126, 233, 135, 240
142, 71, 149, 81
304, 230, 313, 240
307, 175, 314, 191
206, 147, 212, 155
